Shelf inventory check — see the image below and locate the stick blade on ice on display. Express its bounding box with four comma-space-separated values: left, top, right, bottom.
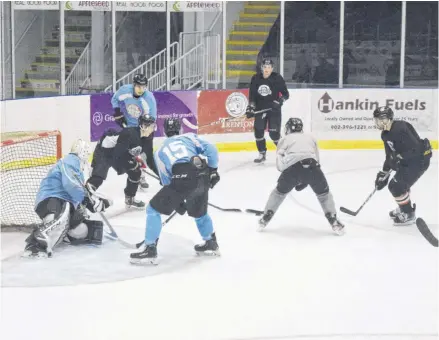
416, 218, 438, 247
340, 207, 358, 216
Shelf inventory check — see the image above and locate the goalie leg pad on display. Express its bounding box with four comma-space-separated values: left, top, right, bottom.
32, 202, 71, 255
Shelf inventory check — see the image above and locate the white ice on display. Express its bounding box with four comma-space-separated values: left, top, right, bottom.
1, 150, 438, 340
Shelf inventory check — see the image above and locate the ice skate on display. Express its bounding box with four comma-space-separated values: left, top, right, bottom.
125, 195, 145, 209
258, 210, 274, 231
326, 213, 345, 235
194, 233, 220, 256
130, 244, 158, 265
393, 205, 416, 226
389, 206, 401, 219
22, 236, 50, 259
254, 151, 266, 164
139, 174, 149, 190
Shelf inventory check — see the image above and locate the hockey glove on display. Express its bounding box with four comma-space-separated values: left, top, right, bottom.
273, 97, 285, 109
295, 183, 308, 191
209, 167, 220, 189
84, 196, 112, 213
245, 105, 255, 119
114, 108, 127, 128
375, 171, 391, 190
129, 146, 142, 157
176, 201, 187, 215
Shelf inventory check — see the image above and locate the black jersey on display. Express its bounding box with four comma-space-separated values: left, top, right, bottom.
112, 127, 142, 173
249, 72, 289, 111
381, 120, 426, 171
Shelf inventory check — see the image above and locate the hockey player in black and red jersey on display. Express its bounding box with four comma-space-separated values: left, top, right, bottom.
87, 113, 156, 209
258, 117, 345, 235
246, 58, 289, 163
373, 106, 432, 226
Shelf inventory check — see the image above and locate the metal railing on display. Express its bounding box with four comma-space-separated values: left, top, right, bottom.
171, 43, 204, 90
65, 42, 90, 95
105, 42, 179, 92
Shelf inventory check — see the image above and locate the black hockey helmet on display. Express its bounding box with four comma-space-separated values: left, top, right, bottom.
133, 74, 148, 96
285, 118, 303, 134
138, 114, 155, 130
133, 74, 148, 86
373, 106, 394, 120
164, 118, 181, 137
262, 58, 274, 67
373, 106, 394, 130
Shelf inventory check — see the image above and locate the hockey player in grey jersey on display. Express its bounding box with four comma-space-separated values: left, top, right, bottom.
258, 118, 345, 235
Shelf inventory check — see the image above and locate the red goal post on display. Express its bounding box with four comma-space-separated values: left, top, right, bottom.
1, 131, 62, 232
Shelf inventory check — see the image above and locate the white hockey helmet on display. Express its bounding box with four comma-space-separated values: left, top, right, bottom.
71, 139, 92, 168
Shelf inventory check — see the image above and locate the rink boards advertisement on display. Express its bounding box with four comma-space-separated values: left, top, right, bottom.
197, 89, 254, 135
90, 91, 198, 142
311, 89, 438, 135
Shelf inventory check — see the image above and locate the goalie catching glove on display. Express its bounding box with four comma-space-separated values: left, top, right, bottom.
83, 183, 113, 213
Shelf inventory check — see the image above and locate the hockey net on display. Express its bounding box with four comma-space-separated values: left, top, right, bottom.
1, 131, 62, 232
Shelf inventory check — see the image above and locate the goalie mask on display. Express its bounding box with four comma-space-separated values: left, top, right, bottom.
138, 114, 156, 137
71, 139, 92, 171
373, 106, 394, 131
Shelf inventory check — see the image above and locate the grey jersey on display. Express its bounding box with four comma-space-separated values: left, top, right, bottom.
276, 133, 320, 172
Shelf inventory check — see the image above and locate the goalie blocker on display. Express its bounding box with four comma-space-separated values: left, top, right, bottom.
24, 140, 112, 258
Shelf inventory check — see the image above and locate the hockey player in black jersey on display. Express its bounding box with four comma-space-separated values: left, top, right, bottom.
373, 106, 432, 226
87, 114, 156, 209
246, 58, 289, 163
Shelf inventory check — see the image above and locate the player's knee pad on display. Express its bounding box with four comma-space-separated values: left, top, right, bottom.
268, 130, 280, 143
67, 220, 103, 245
150, 186, 185, 215
254, 129, 265, 140
388, 178, 408, 197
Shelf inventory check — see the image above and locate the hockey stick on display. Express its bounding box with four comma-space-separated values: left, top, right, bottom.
340, 171, 393, 216
416, 218, 438, 247
141, 168, 244, 213
340, 188, 377, 216
197, 108, 273, 130
245, 209, 264, 216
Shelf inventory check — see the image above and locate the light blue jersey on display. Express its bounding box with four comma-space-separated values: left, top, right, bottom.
111, 84, 157, 127
154, 133, 219, 186
35, 154, 85, 210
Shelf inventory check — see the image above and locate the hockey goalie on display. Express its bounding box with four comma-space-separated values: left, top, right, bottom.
23, 140, 112, 258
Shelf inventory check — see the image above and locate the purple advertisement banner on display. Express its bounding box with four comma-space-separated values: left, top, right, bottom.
90, 91, 198, 142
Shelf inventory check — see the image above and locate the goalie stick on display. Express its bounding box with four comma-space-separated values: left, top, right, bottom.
416, 218, 438, 247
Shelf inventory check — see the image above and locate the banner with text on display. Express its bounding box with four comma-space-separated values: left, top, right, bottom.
114, 1, 166, 12
64, 1, 111, 11
90, 91, 198, 142
197, 89, 253, 135
311, 89, 437, 134
170, 1, 222, 12
13, 1, 59, 10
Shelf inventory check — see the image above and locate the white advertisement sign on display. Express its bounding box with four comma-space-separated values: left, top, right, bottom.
12, 1, 59, 10
311, 89, 437, 134
170, 1, 222, 12
64, 1, 111, 11
114, 1, 166, 12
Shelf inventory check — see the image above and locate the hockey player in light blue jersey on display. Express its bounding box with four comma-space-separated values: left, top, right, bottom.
111, 73, 159, 189
24, 140, 112, 258
130, 118, 221, 265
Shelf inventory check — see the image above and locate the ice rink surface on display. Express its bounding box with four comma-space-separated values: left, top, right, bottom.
1, 150, 438, 340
